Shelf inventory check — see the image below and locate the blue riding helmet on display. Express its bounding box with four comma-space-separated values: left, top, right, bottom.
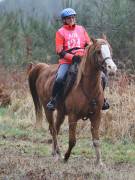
60, 8, 76, 19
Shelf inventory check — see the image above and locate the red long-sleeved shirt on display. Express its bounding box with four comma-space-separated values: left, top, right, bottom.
55, 24, 92, 64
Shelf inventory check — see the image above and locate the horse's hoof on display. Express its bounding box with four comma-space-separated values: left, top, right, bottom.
52, 149, 61, 156
95, 160, 105, 169
53, 154, 61, 163
63, 155, 69, 163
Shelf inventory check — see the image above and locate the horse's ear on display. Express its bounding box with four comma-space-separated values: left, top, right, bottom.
102, 33, 107, 40
27, 62, 35, 75
91, 37, 97, 44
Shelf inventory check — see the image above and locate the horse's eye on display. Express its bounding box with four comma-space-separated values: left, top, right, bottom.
97, 50, 101, 54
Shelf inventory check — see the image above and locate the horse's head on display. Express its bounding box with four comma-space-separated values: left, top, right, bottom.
90, 35, 117, 75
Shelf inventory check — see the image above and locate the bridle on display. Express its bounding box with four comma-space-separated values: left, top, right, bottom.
93, 44, 112, 71
97, 56, 111, 71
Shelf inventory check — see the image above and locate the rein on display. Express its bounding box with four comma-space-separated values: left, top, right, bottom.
66, 47, 83, 53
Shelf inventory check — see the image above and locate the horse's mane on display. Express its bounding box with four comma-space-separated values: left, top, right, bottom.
76, 44, 95, 88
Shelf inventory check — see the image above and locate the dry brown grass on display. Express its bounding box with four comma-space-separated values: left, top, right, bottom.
0, 65, 135, 141
101, 73, 135, 141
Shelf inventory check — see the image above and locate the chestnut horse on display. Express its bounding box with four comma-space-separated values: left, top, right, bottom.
28, 36, 117, 165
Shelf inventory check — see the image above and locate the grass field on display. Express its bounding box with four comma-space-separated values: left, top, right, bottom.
0, 66, 135, 179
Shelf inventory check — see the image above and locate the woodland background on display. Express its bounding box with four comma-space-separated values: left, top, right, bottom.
0, 0, 135, 72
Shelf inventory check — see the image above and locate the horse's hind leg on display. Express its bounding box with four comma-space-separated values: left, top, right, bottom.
64, 114, 77, 162
44, 109, 60, 161
90, 112, 103, 166
35, 106, 43, 129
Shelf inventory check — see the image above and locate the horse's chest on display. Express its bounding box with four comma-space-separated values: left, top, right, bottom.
65, 90, 103, 116
66, 93, 93, 112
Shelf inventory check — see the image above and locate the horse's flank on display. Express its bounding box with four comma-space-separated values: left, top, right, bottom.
27, 62, 50, 76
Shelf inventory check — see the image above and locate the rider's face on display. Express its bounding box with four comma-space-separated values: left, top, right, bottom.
64, 15, 76, 25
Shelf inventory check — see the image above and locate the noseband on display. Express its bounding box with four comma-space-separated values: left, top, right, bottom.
98, 56, 111, 71
94, 46, 111, 71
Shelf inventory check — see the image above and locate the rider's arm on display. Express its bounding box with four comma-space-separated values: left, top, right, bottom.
55, 31, 74, 61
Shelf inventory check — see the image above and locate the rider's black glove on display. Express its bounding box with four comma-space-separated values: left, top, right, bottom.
72, 55, 81, 64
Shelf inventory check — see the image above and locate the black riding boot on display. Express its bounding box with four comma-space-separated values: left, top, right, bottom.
101, 72, 110, 110
46, 79, 63, 111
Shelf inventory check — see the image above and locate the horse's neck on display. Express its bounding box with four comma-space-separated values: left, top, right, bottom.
82, 62, 101, 93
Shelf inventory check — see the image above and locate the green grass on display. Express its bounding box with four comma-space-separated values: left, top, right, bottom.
59, 133, 135, 164
0, 107, 7, 116
102, 139, 135, 164
0, 123, 135, 163
0, 106, 135, 164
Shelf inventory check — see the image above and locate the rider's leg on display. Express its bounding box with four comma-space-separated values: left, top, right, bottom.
101, 72, 110, 110
46, 64, 70, 111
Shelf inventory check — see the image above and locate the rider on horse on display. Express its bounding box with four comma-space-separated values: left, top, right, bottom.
47, 8, 109, 111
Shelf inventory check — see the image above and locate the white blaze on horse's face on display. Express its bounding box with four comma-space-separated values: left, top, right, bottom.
101, 44, 117, 73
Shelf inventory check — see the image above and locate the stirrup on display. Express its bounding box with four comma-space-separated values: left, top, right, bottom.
102, 99, 110, 110
46, 99, 56, 111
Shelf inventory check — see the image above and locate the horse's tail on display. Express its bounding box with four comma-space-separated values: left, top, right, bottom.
28, 63, 47, 127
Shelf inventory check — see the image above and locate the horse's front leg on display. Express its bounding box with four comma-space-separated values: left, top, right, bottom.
55, 109, 65, 135
90, 111, 103, 166
64, 114, 77, 162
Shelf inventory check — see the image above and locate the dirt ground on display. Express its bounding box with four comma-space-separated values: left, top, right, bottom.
0, 137, 135, 180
